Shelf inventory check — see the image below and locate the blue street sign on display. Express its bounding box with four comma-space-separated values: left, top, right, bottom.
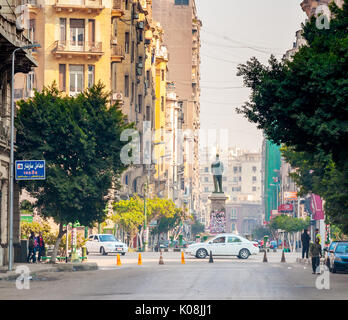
15, 160, 45, 180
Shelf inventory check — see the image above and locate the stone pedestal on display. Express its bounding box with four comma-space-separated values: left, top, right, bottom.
208, 193, 228, 234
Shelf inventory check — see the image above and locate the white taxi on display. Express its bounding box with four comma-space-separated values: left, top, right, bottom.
86, 234, 128, 256
186, 233, 259, 259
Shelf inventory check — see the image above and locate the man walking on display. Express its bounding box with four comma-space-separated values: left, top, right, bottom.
37, 232, 45, 263
27, 231, 37, 263
310, 238, 322, 274
301, 229, 310, 259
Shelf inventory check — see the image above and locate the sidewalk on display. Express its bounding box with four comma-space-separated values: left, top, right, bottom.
0, 262, 98, 281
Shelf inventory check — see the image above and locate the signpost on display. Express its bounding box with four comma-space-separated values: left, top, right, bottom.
15, 160, 45, 180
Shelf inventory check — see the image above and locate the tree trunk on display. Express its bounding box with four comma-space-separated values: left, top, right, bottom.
287, 233, 292, 252
50, 223, 66, 264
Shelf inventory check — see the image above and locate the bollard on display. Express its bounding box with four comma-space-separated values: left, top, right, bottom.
82, 247, 87, 262
263, 250, 268, 262
181, 251, 185, 264
159, 251, 164, 265
281, 250, 286, 263
117, 254, 121, 266
209, 250, 214, 263
138, 253, 142, 265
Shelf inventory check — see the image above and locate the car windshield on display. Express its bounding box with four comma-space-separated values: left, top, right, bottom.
335, 244, 348, 254
99, 235, 118, 242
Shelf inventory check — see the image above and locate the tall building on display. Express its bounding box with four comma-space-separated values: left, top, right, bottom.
152, 0, 202, 218
0, 0, 38, 266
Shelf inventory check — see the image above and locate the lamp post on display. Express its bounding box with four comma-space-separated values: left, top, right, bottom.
9, 44, 40, 271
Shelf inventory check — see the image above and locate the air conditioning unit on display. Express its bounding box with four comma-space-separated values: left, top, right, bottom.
111, 38, 118, 45
136, 62, 143, 68
112, 92, 123, 101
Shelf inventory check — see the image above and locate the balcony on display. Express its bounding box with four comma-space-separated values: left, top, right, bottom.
53, 0, 104, 13
52, 41, 104, 59
111, 45, 124, 62
112, 0, 125, 17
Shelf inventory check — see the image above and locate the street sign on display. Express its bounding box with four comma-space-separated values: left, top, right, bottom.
15, 160, 45, 180
20, 215, 33, 223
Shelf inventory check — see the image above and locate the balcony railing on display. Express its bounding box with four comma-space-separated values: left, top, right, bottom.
54, 0, 104, 12
111, 44, 124, 62
52, 41, 103, 57
112, 0, 125, 16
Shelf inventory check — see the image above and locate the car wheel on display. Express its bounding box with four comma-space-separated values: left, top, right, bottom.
239, 249, 250, 259
100, 247, 107, 256
196, 248, 208, 259
121, 253, 125, 256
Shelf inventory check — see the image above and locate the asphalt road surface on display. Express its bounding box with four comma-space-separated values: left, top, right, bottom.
0, 252, 347, 300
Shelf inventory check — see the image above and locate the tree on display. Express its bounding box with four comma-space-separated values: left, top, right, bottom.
15, 83, 132, 262
191, 216, 205, 238
236, 1, 348, 232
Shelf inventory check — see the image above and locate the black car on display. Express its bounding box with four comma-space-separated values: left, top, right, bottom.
327, 241, 348, 273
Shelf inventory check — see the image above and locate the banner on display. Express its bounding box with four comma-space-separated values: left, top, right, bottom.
311, 194, 324, 220
278, 204, 294, 212
284, 191, 297, 201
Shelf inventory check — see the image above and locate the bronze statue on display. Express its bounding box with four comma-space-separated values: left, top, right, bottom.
211, 154, 224, 193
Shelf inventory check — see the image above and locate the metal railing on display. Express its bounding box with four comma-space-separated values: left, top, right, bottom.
55, 0, 103, 7
111, 44, 124, 56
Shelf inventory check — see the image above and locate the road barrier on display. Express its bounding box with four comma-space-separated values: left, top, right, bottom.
181, 251, 185, 264
263, 250, 268, 262
138, 253, 142, 265
159, 251, 164, 265
116, 254, 121, 266
209, 250, 214, 263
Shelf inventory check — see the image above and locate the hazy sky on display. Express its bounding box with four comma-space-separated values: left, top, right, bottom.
196, 0, 307, 152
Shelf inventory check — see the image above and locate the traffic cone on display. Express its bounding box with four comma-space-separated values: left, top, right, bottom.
281, 250, 286, 263
159, 251, 164, 265
209, 250, 214, 263
263, 250, 268, 262
138, 253, 142, 265
181, 251, 185, 264
116, 254, 121, 266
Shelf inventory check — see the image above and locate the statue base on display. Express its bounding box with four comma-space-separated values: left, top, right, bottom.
208, 193, 228, 234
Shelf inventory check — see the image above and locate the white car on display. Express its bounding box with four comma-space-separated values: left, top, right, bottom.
86, 234, 128, 256
185, 233, 259, 259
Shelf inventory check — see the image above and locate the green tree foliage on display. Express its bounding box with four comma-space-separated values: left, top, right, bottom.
190, 216, 205, 237
20, 221, 51, 240
236, 1, 348, 233
15, 83, 132, 262
270, 215, 310, 234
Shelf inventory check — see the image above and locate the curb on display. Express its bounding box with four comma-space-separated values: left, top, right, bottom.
0, 263, 98, 281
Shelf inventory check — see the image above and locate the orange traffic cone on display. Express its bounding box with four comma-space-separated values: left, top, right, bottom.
116, 254, 121, 266
159, 251, 164, 265
181, 250, 185, 264
138, 253, 142, 265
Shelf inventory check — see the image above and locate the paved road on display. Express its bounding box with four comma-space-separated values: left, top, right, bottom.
0, 251, 347, 300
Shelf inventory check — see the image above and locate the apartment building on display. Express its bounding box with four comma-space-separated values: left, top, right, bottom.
0, 0, 38, 266
152, 0, 202, 218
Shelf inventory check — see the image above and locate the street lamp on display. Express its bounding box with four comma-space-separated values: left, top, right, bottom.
9, 43, 41, 271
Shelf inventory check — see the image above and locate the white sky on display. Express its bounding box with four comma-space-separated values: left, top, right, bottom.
196, 0, 307, 152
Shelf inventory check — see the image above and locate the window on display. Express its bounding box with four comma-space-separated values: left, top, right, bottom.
112, 17, 117, 38
26, 72, 35, 94
204, 177, 208, 182
88, 19, 95, 44
161, 96, 164, 111
59, 64, 66, 91
69, 65, 84, 95
252, 176, 257, 182
70, 19, 85, 48
213, 236, 225, 244
131, 82, 134, 103
28, 19, 35, 43
252, 166, 257, 172
252, 186, 257, 192
131, 40, 135, 62
124, 75, 129, 97
175, 0, 189, 5
146, 106, 151, 121
161, 70, 165, 81
125, 174, 129, 185
60, 18, 66, 43
125, 32, 130, 54
204, 167, 209, 173
138, 94, 142, 113
88, 65, 95, 88
227, 236, 241, 243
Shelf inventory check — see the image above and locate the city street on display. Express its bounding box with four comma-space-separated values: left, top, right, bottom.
1, 251, 347, 300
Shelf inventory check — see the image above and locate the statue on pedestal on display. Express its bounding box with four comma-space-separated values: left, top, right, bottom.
211, 154, 224, 193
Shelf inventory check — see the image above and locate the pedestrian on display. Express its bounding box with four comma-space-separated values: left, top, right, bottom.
36, 232, 45, 263
309, 238, 322, 274
301, 229, 310, 259
315, 228, 322, 245
27, 231, 36, 263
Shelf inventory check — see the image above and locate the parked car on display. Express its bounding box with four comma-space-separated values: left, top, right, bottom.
324, 241, 338, 268
327, 241, 348, 273
86, 234, 128, 256
185, 233, 259, 259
